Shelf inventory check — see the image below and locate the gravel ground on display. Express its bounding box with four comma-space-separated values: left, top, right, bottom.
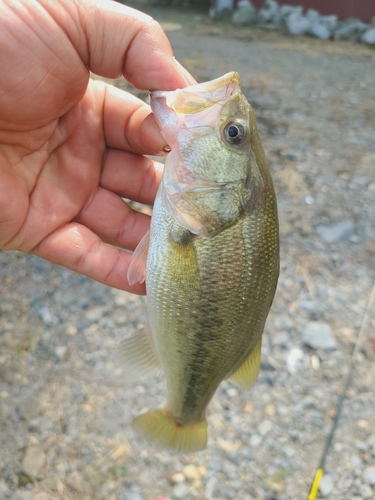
1, 4, 375, 500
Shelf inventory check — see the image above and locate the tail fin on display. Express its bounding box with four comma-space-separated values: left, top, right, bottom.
133, 407, 207, 453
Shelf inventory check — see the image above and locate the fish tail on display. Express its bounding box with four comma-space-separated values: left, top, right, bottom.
133, 407, 207, 453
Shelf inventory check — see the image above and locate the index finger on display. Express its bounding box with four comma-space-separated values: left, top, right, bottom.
49, 0, 195, 90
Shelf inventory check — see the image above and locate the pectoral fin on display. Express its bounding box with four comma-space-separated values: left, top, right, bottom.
127, 230, 150, 286
116, 326, 162, 377
228, 337, 262, 389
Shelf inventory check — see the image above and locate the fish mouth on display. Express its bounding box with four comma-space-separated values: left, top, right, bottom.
150, 71, 241, 116
150, 72, 242, 144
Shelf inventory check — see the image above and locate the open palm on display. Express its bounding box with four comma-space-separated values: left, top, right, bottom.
0, 0, 193, 293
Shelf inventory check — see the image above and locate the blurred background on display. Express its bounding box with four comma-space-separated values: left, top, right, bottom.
1, 1, 375, 500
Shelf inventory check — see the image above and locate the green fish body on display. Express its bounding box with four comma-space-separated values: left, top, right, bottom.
124, 72, 279, 452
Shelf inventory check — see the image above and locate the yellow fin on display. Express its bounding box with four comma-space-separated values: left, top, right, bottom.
228, 337, 262, 389
133, 408, 207, 453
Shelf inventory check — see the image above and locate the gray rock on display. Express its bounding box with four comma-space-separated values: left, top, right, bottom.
271, 331, 289, 347
363, 465, 375, 485
302, 322, 337, 351
362, 28, 375, 44
38, 305, 59, 325
125, 491, 142, 500
232, 3, 256, 26
257, 0, 279, 24
286, 12, 311, 36
172, 482, 189, 498
360, 483, 374, 499
321, 15, 338, 31
209, 0, 234, 20
319, 474, 334, 497
20, 444, 46, 483
310, 23, 331, 40
351, 454, 362, 468
334, 20, 365, 40
306, 9, 320, 24
317, 219, 355, 243
250, 434, 262, 446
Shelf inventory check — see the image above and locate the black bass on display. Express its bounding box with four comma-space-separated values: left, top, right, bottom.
122, 72, 279, 453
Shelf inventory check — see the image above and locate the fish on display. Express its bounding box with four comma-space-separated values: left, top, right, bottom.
120, 72, 279, 453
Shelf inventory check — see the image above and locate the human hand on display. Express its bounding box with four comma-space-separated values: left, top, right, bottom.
0, 0, 195, 294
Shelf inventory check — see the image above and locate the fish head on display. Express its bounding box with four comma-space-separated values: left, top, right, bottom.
151, 72, 264, 237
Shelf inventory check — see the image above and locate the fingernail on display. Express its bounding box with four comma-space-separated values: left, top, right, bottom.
173, 57, 197, 86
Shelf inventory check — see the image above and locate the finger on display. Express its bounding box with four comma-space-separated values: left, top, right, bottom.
100, 149, 163, 205
33, 222, 146, 294
75, 187, 150, 251
100, 82, 166, 154
55, 0, 196, 90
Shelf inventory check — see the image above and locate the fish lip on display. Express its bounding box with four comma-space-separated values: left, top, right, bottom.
150, 71, 241, 100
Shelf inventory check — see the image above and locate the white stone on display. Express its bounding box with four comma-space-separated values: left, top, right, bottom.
363, 465, 375, 486
258, 419, 272, 436
362, 28, 375, 44
319, 474, 334, 497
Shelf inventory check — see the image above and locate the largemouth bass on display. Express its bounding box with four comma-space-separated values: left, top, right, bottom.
122, 72, 279, 453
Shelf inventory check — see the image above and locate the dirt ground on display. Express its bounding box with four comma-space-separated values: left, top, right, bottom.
1, 3, 375, 500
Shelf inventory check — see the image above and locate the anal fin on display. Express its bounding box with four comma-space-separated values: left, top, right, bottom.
115, 326, 162, 377
228, 337, 262, 390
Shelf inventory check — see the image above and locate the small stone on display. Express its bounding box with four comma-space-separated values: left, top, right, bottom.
257, 0, 279, 24
271, 331, 289, 347
227, 387, 239, 397
232, 2, 256, 25
250, 434, 262, 447
302, 322, 337, 351
170, 472, 185, 484
38, 306, 59, 325
287, 347, 305, 374
125, 491, 142, 500
363, 466, 375, 486
55, 346, 67, 360
265, 404, 276, 417
9, 492, 32, 500
360, 484, 374, 499
317, 219, 355, 243
172, 482, 188, 498
183, 465, 200, 480
321, 15, 338, 31
205, 476, 217, 499
358, 419, 368, 428
310, 23, 331, 39
20, 444, 46, 483
286, 12, 311, 35
258, 419, 272, 436
351, 454, 362, 468
66, 325, 77, 335
334, 20, 362, 40
362, 28, 375, 44
319, 474, 334, 497
198, 466, 207, 477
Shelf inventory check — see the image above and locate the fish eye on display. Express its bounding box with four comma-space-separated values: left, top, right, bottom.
223, 121, 246, 145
